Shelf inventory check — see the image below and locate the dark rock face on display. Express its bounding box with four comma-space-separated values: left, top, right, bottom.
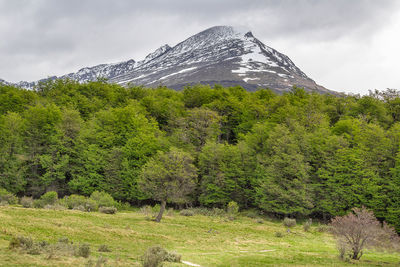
3, 26, 331, 93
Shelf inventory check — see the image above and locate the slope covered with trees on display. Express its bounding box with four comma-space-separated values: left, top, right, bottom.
1, 80, 400, 231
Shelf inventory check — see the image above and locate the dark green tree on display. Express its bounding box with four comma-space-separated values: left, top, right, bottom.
139, 148, 197, 222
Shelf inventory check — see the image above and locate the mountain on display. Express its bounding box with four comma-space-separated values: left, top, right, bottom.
1, 26, 330, 93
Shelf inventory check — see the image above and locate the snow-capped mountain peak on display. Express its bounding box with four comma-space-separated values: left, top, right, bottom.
1, 25, 329, 93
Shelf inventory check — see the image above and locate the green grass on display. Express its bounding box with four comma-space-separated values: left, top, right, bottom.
0, 206, 399, 266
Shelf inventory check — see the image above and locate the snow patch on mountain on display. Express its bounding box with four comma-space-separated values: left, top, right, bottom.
2, 25, 329, 93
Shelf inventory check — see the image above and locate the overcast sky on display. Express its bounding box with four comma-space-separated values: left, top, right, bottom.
1, 0, 399, 94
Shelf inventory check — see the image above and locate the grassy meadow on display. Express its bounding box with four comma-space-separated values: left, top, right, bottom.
0, 206, 399, 266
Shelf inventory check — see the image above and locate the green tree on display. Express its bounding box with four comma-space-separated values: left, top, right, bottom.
0, 112, 26, 193
23, 104, 63, 196
316, 148, 379, 217
170, 108, 221, 151
198, 142, 254, 207
252, 124, 313, 216
139, 148, 197, 222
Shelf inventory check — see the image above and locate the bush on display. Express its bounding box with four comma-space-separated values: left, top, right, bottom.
330, 207, 400, 260
99, 206, 117, 214
83, 198, 98, 212
317, 224, 331, 232
142, 246, 181, 267
9, 235, 95, 258
227, 201, 239, 215
33, 199, 46, 208
179, 209, 194, 216
8, 236, 33, 250
20, 197, 34, 208
275, 232, 283, 238
62, 195, 98, 212
212, 207, 226, 217
166, 208, 174, 216
152, 204, 160, 213
140, 205, 153, 218
90, 191, 116, 208
63, 194, 87, 209
72, 205, 86, 212
303, 218, 312, 232
142, 246, 166, 267
0, 188, 18, 204
115, 201, 131, 211
76, 243, 90, 258
98, 244, 111, 252
164, 251, 181, 262
241, 209, 259, 219
44, 204, 67, 210
40, 191, 58, 205
283, 218, 296, 228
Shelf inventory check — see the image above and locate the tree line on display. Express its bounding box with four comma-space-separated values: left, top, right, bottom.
1, 80, 399, 231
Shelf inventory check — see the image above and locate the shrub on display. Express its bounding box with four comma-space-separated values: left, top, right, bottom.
9, 235, 95, 258
303, 218, 312, 232
283, 218, 296, 228
0, 188, 18, 204
189, 207, 211, 216
98, 244, 111, 252
317, 224, 331, 232
76, 243, 90, 258
212, 207, 226, 217
330, 207, 400, 260
27, 243, 42, 255
140, 205, 153, 218
227, 201, 239, 215
142, 246, 181, 267
47, 238, 76, 258
83, 198, 98, 212
115, 201, 131, 211
166, 208, 174, 216
62, 195, 98, 212
40, 191, 58, 205
242, 209, 259, 219
20, 197, 34, 208
44, 203, 67, 210
63, 194, 87, 209
275, 232, 283, 238
90, 191, 116, 208
164, 251, 181, 262
9, 236, 22, 249
99, 206, 117, 214
8, 236, 33, 250
33, 199, 46, 209
152, 204, 160, 213
179, 209, 194, 216
142, 246, 167, 267
72, 205, 86, 212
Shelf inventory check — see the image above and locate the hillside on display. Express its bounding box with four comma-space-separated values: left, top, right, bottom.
0, 206, 399, 266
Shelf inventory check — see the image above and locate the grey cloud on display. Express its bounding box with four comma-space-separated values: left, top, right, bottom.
0, 0, 399, 92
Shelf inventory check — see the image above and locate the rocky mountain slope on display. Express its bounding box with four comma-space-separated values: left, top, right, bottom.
1, 26, 330, 93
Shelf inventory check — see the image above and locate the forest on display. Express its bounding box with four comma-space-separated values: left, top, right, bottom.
1, 79, 400, 231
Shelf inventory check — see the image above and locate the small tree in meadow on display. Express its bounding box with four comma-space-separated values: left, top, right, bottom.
330, 207, 399, 260
139, 148, 197, 222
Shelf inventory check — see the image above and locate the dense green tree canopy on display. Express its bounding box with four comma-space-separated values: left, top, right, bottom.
1, 80, 400, 231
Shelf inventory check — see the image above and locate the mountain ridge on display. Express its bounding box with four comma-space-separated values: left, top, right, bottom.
1, 26, 331, 94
